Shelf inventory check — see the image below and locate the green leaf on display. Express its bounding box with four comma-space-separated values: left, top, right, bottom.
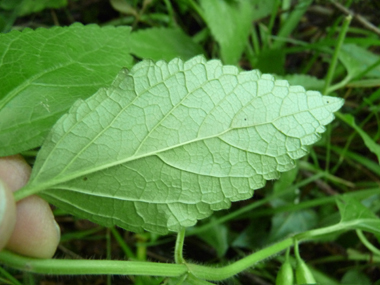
337, 195, 377, 222
331, 146, 380, 176
337, 113, 380, 162
110, 0, 137, 15
21, 56, 343, 235
232, 217, 270, 249
339, 44, 380, 80
255, 49, 285, 75
130, 27, 204, 61
336, 195, 380, 235
196, 219, 229, 257
341, 269, 371, 285
199, 0, 254, 64
0, 0, 67, 31
269, 210, 318, 242
250, 0, 277, 21
273, 0, 313, 50
4, 0, 67, 16
276, 74, 325, 92
0, 23, 133, 156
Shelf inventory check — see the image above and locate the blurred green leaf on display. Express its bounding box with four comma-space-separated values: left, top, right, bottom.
276, 74, 325, 92
0, 0, 67, 13
331, 146, 380, 176
232, 218, 270, 249
273, 0, 313, 49
270, 165, 298, 208
347, 78, 380, 88
338, 113, 380, 162
199, 0, 253, 64
339, 44, 380, 80
0, 23, 133, 156
197, 219, 229, 258
337, 195, 380, 235
341, 269, 371, 285
251, 0, 277, 21
338, 195, 377, 222
110, 0, 137, 15
269, 209, 318, 242
130, 27, 204, 61
310, 266, 340, 285
255, 48, 285, 74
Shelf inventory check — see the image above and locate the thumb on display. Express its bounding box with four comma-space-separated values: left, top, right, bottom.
0, 155, 60, 258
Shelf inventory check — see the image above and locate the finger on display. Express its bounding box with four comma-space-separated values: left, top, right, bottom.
0, 155, 60, 258
0, 180, 16, 250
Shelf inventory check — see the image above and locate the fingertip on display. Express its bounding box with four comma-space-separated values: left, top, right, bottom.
0, 155, 60, 258
6, 195, 61, 258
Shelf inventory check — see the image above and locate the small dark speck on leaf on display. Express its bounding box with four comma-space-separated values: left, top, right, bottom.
244, 118, 247, 121
83, 177, 88, 181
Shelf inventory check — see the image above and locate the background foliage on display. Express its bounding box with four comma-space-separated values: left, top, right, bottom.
1, 0, 380, 284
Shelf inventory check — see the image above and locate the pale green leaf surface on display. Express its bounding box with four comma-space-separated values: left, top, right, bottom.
0, 23, 133, 156
200, 0, 253, 64
130, 27, 204, 61
25, 56, 343, 234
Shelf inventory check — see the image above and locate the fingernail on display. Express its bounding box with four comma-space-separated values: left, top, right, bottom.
0, 180, 16, 250
54, 220, 61, 237
0, 181, 6, 223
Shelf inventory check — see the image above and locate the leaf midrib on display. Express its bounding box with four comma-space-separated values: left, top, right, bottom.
29, 99, 336, 194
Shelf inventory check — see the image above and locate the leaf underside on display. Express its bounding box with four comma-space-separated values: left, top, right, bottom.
29, 56, 344, 234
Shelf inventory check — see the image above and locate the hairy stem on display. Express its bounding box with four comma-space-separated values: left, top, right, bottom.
0, 217, 370, 281
0, 250, 187, 276
189, 238, 294, 281
175, 228, 186, 264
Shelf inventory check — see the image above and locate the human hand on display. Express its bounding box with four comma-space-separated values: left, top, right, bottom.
0, 155, 60, 258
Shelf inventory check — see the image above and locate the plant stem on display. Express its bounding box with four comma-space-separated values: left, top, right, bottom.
189, 238, 294, 281
356, 230, 380, 256
136, 234, 148, 261
294, 239, 301, 260
0, 237, 294, 280
323, 15, 352, 94
175, 228, 186, 264
1, 217, 375, 281
0, 250, 187, 276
